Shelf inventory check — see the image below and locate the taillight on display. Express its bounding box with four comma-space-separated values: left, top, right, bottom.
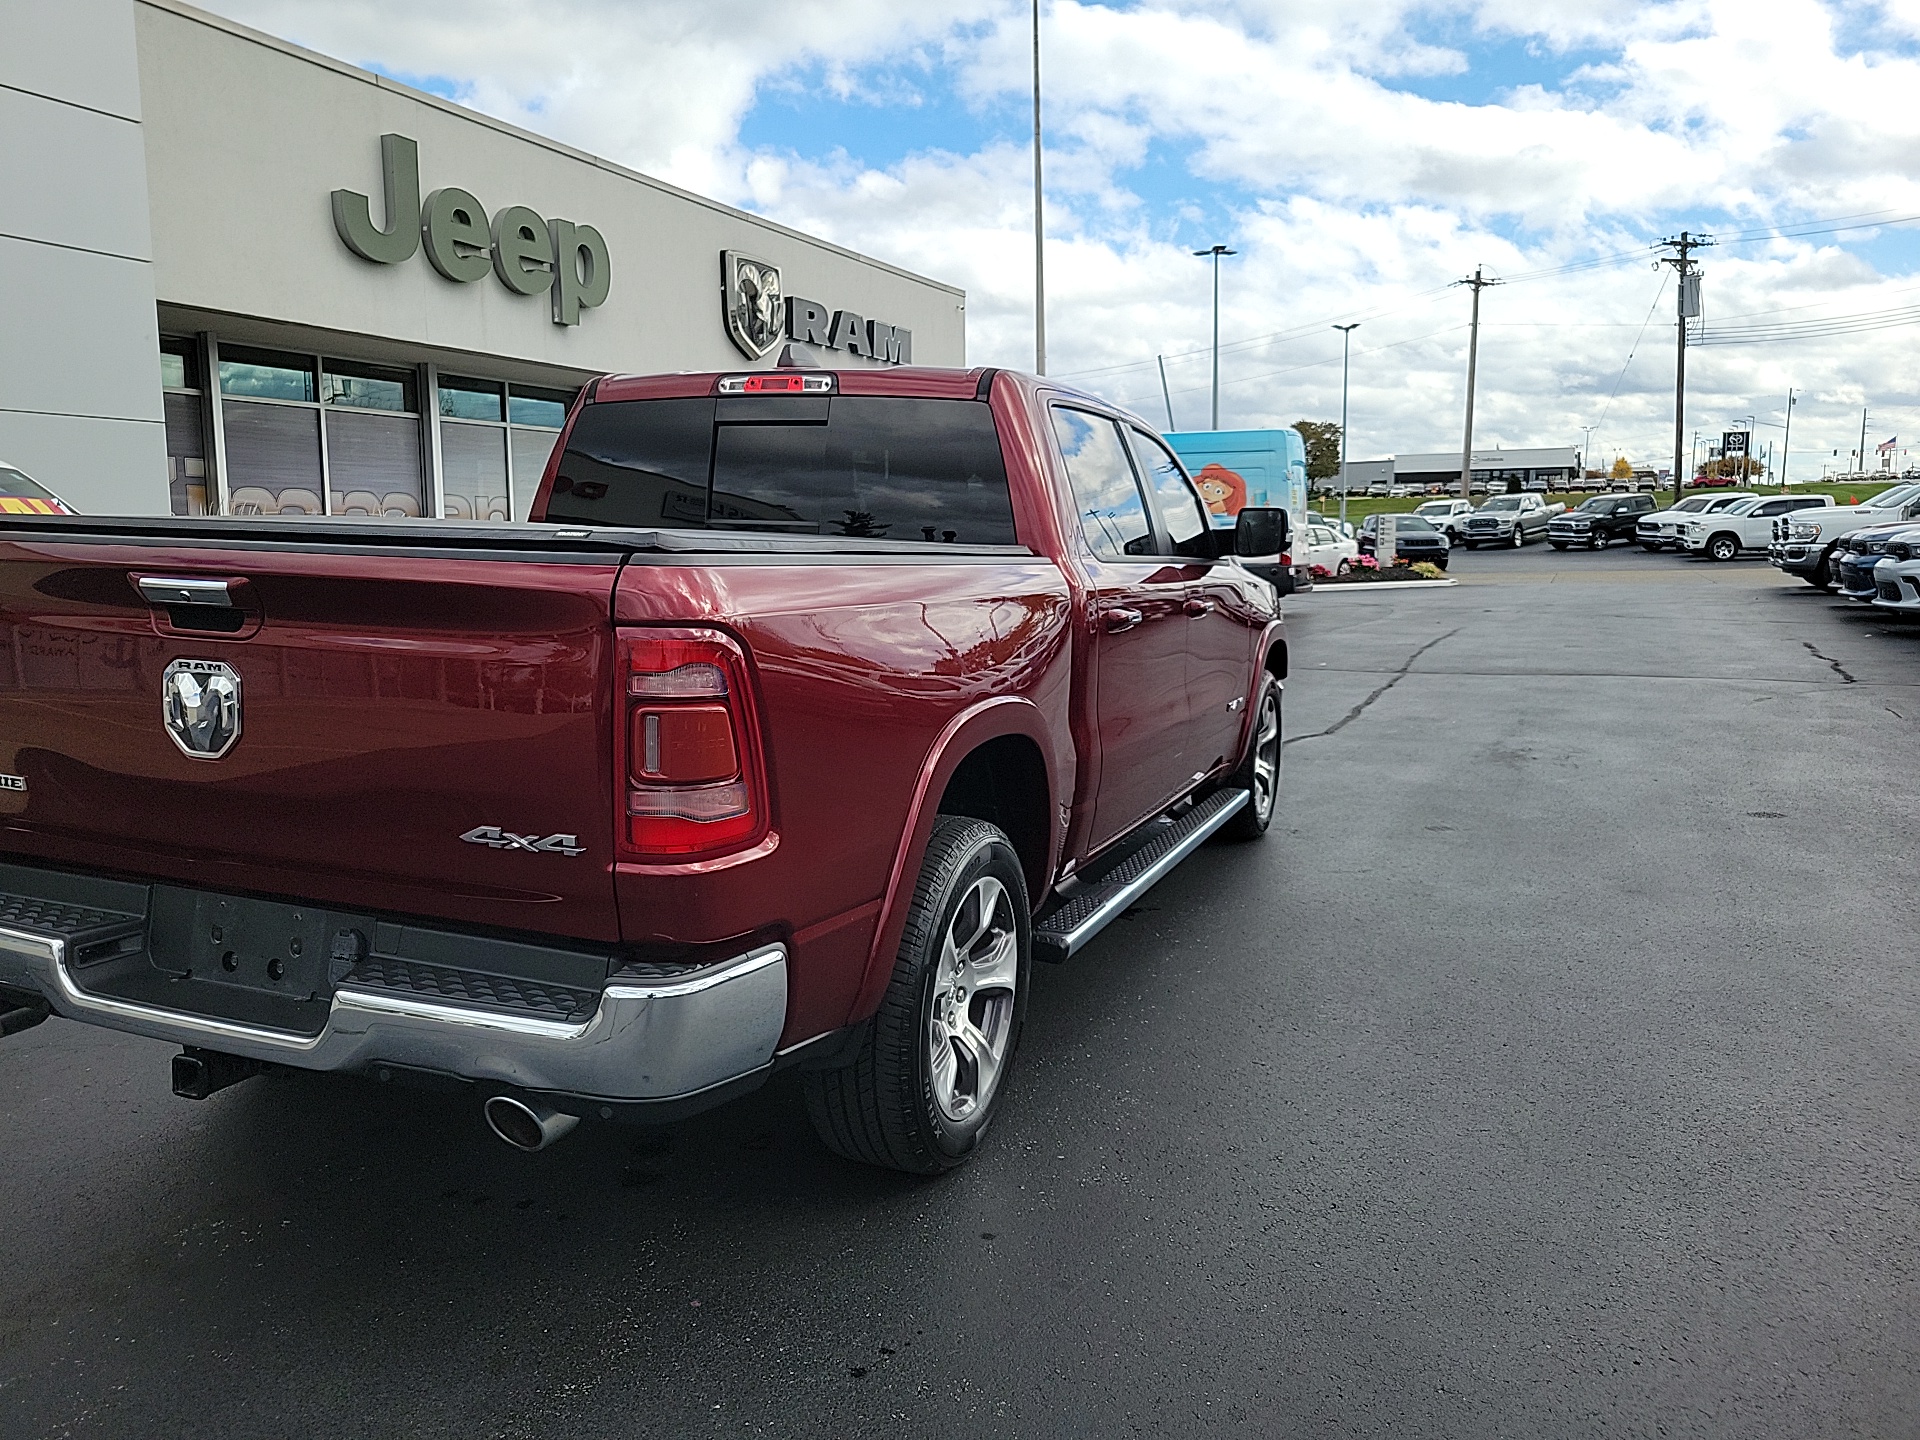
616, 628, 769, 859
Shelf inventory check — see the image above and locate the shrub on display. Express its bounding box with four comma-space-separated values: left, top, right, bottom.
1410, 561, 1445, 579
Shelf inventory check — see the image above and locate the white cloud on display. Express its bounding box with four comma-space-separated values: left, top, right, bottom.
196, 0, 1920, 472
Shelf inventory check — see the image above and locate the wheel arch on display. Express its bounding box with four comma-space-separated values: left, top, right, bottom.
845, 698, 1059, 1027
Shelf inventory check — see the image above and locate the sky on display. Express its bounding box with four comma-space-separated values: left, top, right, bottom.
202, 0, 1920, 476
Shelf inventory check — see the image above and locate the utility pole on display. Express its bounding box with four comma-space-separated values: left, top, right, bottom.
1031, 0, 1046, 375
1194, 244, 1236, 429
1858, 406, 1869, 478
1454, 267, 1500, 501
1580, 424, 1596, 486
1156, 354, 1175, 432
1780, 388, 1795, 490
1656, 230, 1712, 509
1334, 323, 1360, 530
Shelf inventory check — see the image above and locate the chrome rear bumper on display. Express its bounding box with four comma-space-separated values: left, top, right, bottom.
0, 909, 786, 1104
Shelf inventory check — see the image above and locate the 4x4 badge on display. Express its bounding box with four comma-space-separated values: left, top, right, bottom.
460, 825, 586, 857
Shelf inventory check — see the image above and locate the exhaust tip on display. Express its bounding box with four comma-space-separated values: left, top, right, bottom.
483, 1094, 579, 1152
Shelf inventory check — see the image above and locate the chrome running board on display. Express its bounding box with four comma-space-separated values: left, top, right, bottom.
1032, 788, 1249, 963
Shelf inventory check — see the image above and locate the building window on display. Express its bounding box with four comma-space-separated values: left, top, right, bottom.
218, 348, 426, 516
324, 360, 422, 517
220, 347, 323, 514
438, 377, 574, 521
159, 335, 208, 516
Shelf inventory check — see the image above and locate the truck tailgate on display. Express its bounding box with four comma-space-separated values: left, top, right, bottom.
0, 535, 621, 942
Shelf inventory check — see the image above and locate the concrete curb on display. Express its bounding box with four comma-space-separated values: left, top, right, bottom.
1300, 579, 1460, 593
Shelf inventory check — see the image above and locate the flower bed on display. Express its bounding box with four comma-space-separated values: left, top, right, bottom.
1310, 558, 1448, 585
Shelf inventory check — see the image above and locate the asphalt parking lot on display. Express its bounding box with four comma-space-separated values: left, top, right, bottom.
4, 543, 1918, 1439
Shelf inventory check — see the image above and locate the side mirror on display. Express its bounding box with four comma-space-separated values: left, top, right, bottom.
1233, 506, 1290, 558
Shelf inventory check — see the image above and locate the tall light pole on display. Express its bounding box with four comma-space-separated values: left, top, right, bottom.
1334, 323, 1359, 530
1780, 388, 1795, 490
1031, 0, 1046, 375
1194, 244, 1235, 430
1580, 424, 1596, 487
1454, 267, 1500, 501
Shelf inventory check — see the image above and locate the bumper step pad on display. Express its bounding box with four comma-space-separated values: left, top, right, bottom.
1033, 788, 1249, 963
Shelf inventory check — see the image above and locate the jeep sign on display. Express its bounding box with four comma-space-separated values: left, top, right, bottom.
331, 134, 610, 326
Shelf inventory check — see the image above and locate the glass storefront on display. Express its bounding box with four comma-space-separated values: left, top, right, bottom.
159, 336, 208, 515
174, 334, 574, 520
440, 376, 572, 521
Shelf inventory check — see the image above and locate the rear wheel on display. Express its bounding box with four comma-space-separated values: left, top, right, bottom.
803, 817, 1029, 1174
1218, 675, 1280, 842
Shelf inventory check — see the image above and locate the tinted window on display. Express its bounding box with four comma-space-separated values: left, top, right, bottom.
1398, 516, 1437, 532
1054, 409, 1152, 559
1127, 428, 1211, 558
548, 396, 1017, 544
549, 398, 716, 526
1754, 499, 1792, 516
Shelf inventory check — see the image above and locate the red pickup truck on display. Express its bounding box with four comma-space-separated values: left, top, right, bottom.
0, 365, 1286, 1173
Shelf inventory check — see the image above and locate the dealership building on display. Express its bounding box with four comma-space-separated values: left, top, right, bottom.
1331, 447, 1583, 493
4, 0, 967, 519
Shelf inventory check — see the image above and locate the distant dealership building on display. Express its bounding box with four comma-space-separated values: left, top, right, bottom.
1332, 447, 1582, 492
4, 0, 966, 518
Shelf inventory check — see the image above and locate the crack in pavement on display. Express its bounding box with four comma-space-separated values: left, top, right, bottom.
1803, 640, 1857, 684
1286, 628, 1458, 745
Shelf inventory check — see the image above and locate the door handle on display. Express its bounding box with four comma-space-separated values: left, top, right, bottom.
1103, 607, 1144, 633
1183, 598, 1216, 617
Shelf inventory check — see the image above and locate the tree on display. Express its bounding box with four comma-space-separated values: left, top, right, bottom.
1293, 420, 1342, 481
1610, 456, 1634, 480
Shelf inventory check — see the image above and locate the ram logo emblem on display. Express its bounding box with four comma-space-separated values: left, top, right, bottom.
162, 659, 242, 760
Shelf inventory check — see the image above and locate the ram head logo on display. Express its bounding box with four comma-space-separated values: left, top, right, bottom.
162, 659, 242, 760
722, 251, 784, 360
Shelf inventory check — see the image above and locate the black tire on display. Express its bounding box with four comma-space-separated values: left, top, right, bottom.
1218, 675, 1281, 842
1707, 533, 1739, 562
1510, 528, 1525, 548
1640, 542, 1661, 552
1464, 540, 1479, 550
1550, 542, 1567, 551
803, 816, 1030, 1175
1589, 533, 1605, 550
1807, 554, 1835, 590
1434, 555, 1448, 570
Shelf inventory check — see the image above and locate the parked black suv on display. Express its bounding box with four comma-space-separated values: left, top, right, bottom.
1549, 492, 1657, 550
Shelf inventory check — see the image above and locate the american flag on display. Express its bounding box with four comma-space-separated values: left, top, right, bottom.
1878, 436, 1898, 453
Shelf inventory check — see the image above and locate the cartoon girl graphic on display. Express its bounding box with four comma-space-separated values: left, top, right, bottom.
1193, 463, 1248, 518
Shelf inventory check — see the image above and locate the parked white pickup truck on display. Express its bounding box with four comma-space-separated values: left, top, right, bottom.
1636, 492, 1755, 551
1768, 480, 1920, 588
1678, 494, 1832, 560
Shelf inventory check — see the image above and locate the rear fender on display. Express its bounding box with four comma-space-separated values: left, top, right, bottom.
845, 697, 1058, 1027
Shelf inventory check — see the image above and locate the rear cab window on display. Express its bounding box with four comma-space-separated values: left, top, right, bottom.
548, 393, 1018, 544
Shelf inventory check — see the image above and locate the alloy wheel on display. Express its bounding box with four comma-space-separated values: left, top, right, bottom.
1250, 689, 1281, 824
927, 876, 1019, 1123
